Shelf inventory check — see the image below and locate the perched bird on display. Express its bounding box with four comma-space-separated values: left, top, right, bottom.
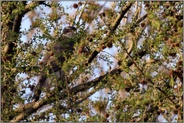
32, 26, 77, 101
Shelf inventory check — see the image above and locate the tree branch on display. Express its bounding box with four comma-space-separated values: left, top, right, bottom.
2, 2, 52, 120
86, 2, 134, 66
75, 2, 87, 26
24, 1, 51, 14
3, 1, 49, 56
11, 67, 122, 122
12, 40, 151, 122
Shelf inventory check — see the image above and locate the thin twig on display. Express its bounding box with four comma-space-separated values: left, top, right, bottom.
75, 2, 87, 26
11, 67, 122, 122
86, 2, 135, 66
100, 51, 119, 60
122, 36, 177, 106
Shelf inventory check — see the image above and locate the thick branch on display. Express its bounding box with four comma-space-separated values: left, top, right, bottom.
110, 2, 133, 32
11, 3, 149, 121
2, 2, 51, 121
24, 1, 51, 14
11, 68, 122, 122
31, 85, 100, 121
3, 1, 50, 55
12, 43, 150, 121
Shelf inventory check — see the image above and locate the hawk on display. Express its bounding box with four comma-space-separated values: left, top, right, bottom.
33, 26, 77, 101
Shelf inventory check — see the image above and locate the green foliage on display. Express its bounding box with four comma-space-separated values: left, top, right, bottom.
1, 1, 183, 122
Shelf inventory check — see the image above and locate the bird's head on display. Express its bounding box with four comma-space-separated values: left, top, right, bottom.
62, 26, 77, 38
